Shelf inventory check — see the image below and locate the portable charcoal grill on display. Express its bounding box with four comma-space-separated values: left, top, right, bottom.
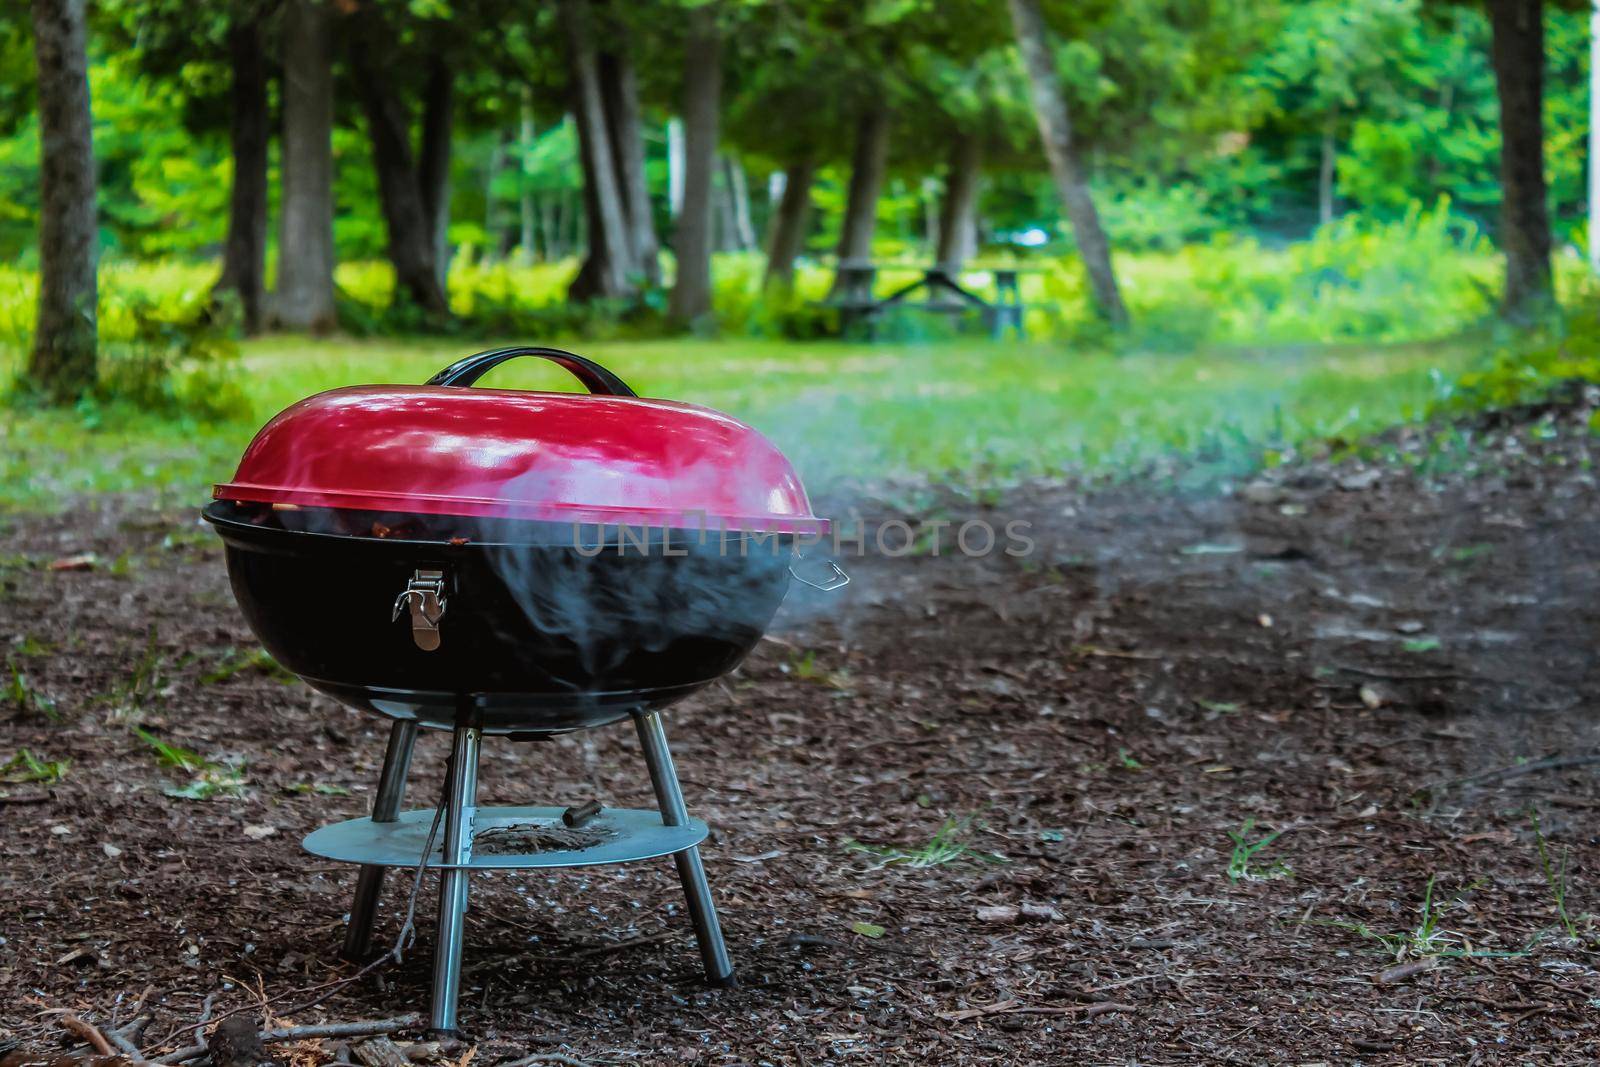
203, 347, 844, 1033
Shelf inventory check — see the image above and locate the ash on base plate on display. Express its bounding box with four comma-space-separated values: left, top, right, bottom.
473, 819, 616, 855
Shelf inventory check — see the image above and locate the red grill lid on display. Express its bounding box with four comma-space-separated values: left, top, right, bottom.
213, 348, 826, 536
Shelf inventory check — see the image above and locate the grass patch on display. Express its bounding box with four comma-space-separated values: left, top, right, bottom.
2, 331, 1491, 512
782, 649, 852, 690
103, 631, 176, 721
1312, 876, 1526, 961
1530, 808, 1584, 940
200, 647, 296, 685
133, 725, 210, 773
2, 748, 68, 785
1225, 817, 1288, 881
844, 814, 1008, 869
284, 781, 351, 797
133, 725, 245, 800
5, 660, 58, 720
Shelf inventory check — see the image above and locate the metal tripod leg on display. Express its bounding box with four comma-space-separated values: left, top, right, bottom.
342, 719, 418, 962
631, 710, 736, 988
430, 723, 480, 1035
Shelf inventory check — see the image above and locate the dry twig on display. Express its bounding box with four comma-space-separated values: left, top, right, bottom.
1332, 663, 1461, 681
158, 1015, 422, 1065
101, 1029, 145, 1063
1436, 752, 1600, 791
59, 1017, 115, 1058
262, 1018, 422, 1044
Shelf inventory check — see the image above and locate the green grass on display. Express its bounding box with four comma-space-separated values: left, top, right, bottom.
1225, 817, 1288, 881
844, 814, 1008, 869
0, 330, 1484, 512
1, 748, 69, 785
1530, 808, 1584, 940
1313, 876, 1525, 962
5, 659, 58, 719
133, 725, 246, 800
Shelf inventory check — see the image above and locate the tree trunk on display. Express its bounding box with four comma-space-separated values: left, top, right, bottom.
600, 47, 660, 285
1318, 122, 1336, 227
563, 0, 636, 302
273, 0, 337, 333
212, 15, 269, 334
418, 56, 454, 291
828, 103, 890, 296
484, 129, 506, 262
667, 6, 721, 324
726, 156, 756, 251
518, 92, 536, 264
567, 187, 582, 258
1488, 0, 1553, 319
27, 0, 97, 402
568, 165, 603, 297
542, 194, 561, 260
1006, 0, 1128, 328
935, 132, 981, 272
712, 158, 738, 252
520, 191, 537, 262
349, 35, 450, 316
764, 158, 815, 290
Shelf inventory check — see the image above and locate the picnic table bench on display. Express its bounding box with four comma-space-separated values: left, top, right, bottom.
820, 261, 1031, 340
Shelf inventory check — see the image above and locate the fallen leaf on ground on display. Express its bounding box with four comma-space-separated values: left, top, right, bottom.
1374, 958, 1436, 985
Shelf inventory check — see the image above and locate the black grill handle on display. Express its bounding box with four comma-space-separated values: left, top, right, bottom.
427, 346, 637, 397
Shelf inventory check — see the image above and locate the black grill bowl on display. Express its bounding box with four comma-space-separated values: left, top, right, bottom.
204, 501, 792, 732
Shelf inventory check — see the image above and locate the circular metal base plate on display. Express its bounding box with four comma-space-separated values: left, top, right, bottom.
303, 806, 708, 870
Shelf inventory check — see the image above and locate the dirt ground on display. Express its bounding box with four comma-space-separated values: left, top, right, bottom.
4, 390, 1600, 1065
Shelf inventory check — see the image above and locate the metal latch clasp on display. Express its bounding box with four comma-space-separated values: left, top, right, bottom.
392, 569, 447, 651
788, 557, 850, 592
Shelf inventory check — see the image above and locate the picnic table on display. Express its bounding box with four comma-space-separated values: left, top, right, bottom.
821, 260, 1032, 339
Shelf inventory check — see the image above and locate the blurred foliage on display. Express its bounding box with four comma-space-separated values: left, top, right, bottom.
1432, 305, 1600, 416
2, 207, 1568, 358
3, 262, 248, 422
1076, 202, 1505, 348
0, 0, 1589, 265
94, 298, 250, 423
